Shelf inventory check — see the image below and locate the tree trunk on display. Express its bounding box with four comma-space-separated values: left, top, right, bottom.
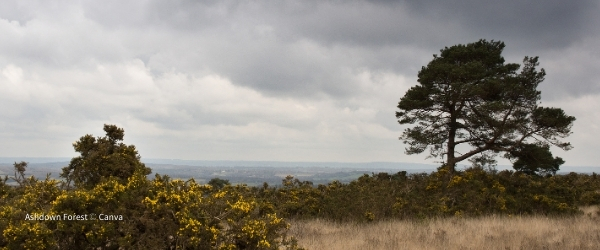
447, 111, 457, 174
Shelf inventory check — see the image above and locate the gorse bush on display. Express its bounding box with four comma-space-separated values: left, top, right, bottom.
0, 125, 302, 250
60, 124, 151, 189
257, 167, 599, 222
1, 124, 599, 248
0, 171, 302, 249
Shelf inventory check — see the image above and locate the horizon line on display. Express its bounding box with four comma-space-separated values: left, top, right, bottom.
0, 157, 599, 168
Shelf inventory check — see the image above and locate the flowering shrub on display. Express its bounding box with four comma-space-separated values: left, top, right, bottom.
0, 125, 303, 250
0, 172, 302, 249
2, 124, 599, 248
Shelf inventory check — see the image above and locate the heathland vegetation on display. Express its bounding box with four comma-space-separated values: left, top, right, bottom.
1, 125, 599, 249
289, 211, 600, 250
2, 40, 598, 249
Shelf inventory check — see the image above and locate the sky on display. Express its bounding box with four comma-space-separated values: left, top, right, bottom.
1, 0, 599, 167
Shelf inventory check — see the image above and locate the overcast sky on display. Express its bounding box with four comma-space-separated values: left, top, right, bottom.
1, 0, 599, 167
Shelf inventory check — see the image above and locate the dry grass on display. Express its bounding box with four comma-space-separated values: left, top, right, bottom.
289, 208, 600, 250
580, 205, 599, 218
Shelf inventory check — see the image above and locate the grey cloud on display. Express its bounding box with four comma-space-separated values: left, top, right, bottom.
202, 42, 357, 98
73, 1, 453, 98
1, 0, 599, 165
537, 41, 600, 100
81, 0, 239, 31
402, 0, 598, 50
120, 0, 600, 99
11, 0, 595, 100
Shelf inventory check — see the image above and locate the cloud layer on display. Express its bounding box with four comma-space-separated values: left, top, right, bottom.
1, 0, 599, 166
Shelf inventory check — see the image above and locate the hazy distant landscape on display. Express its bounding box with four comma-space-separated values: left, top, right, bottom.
0, 157, 437, 186
2, 157, 599, 186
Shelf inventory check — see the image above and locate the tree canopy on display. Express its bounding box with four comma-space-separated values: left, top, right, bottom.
396, 40, 575, 174
60, 124, 151, 188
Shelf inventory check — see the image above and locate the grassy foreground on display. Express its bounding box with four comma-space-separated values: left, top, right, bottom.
289, 207, 600, 250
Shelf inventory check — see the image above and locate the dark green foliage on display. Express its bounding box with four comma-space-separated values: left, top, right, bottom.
256, 176, 322, 219
1, 126, 302, 250
258, 169, 600, 222
577, 173, 600, 206
11, 161, 29, 187
508, 143, 564, 176
60, 124, 151, 189
208, 177, 231, 189
2, 124, 598, 248
397, 40, 575, 173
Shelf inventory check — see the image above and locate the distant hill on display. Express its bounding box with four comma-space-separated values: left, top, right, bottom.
1, 157, 598, 186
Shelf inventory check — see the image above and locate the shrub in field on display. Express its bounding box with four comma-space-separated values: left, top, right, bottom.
2, 123, 599, 248
264, 168, 598, 222
259, 176, 322, 219
60, 124, 151, 189
0, 174, 61, 249
0, 171, 302, 249
0, 125, 302, 250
